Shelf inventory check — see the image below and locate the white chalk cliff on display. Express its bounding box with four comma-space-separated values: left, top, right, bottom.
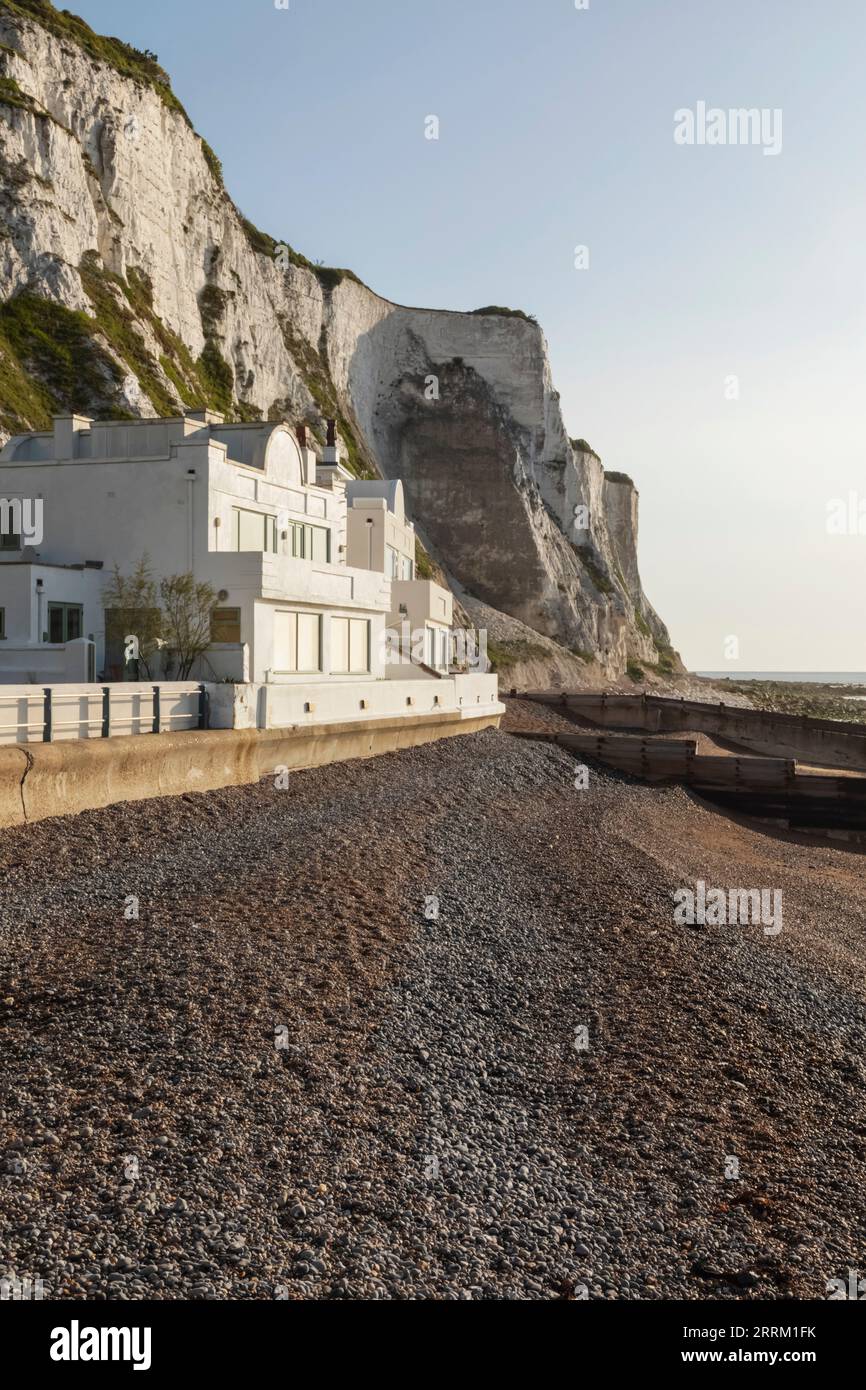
0, 0, 680, 680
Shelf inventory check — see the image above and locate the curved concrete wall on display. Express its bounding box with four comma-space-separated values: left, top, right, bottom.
0, 708, 502, 830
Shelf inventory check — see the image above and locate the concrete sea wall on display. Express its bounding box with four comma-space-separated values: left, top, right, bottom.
0, 707, 501, 829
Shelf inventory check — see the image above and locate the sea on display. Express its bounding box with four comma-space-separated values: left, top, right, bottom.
698, 672, 866, 699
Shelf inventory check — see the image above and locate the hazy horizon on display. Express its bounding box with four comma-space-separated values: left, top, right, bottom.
73, 0, 866, 672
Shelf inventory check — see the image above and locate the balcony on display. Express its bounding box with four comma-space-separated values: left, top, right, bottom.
390, 578, 453, 628
198, 550, 391, 613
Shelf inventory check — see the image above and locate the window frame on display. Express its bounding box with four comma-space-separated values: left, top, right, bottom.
210, 607, 241, 644
273, 609, 322, 675
231, 507, 278, 553
45, 602, 83, 644
331, 616, 371, 674
290, 521, 331, 563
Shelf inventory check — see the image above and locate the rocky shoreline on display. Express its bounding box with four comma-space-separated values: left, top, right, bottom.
1, 715, 864, 1300
693, 678, 866, 725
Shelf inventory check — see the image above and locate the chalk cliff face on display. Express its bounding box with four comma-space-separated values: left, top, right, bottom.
0, 1, 679, 679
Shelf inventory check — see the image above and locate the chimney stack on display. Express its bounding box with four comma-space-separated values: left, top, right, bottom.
322, 418, 342, 466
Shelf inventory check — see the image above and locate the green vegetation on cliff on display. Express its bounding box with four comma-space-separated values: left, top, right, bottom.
486, 637, 555, 674
0, 2, 375, 453
571, 437, 600, 459
241, 217, 364, 293
0, 254, 271, 433
276, 316, 375, 478
1, 1, 225, 184
574, 543, 614, 595
0, 291, 125, 431
1, 0, 186, 117
471, 305, 536, 324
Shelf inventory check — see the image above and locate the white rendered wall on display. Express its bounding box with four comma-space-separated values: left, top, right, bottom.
209, 672, 502, 730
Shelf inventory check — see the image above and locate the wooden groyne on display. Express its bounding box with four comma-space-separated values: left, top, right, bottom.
520, 691, 866, 772
512, 695, 866, 835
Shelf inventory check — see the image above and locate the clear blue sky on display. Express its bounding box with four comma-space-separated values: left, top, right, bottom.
73, 0, 866, 671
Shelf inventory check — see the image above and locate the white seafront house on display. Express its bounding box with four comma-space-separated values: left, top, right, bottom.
0, 410, 499, 735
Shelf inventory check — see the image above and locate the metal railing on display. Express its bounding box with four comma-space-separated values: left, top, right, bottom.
0, 683, 208, 745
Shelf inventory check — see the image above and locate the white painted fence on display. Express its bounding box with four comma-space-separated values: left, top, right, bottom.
0, 682, 206, 745
0, 673, 503, 744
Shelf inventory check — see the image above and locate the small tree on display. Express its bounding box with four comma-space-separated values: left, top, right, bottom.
159, 574, 218, 679
103, 555, 163, 678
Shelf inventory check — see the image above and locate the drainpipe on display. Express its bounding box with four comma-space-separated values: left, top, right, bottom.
186, 469, 196, 571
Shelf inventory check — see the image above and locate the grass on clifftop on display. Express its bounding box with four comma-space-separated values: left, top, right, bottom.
2, 1, 228, 187
470, 305, 537, 324
241, 216, 364, 293
1, 1, 185, 113
571, 437, 600, 459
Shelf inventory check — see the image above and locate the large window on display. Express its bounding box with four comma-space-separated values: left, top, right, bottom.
400, 555, 413, 580
46, 603, 82, 643
289, 521, 330, 563
273, 611, 321, 673
232, 508, 277, 553
331, 616, 370, 673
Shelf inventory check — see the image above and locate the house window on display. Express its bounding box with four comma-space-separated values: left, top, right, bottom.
331, 616, 370, 673
386, 544, 399, 578
0, 528, 20, 550
231, 508, 277, 553
400, 555, 413, 580
290, 522, 330, 563
211, 608, 241, 643
46, 603, 83, 643
0, 607, 5, 639
273, 611, 322, 673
